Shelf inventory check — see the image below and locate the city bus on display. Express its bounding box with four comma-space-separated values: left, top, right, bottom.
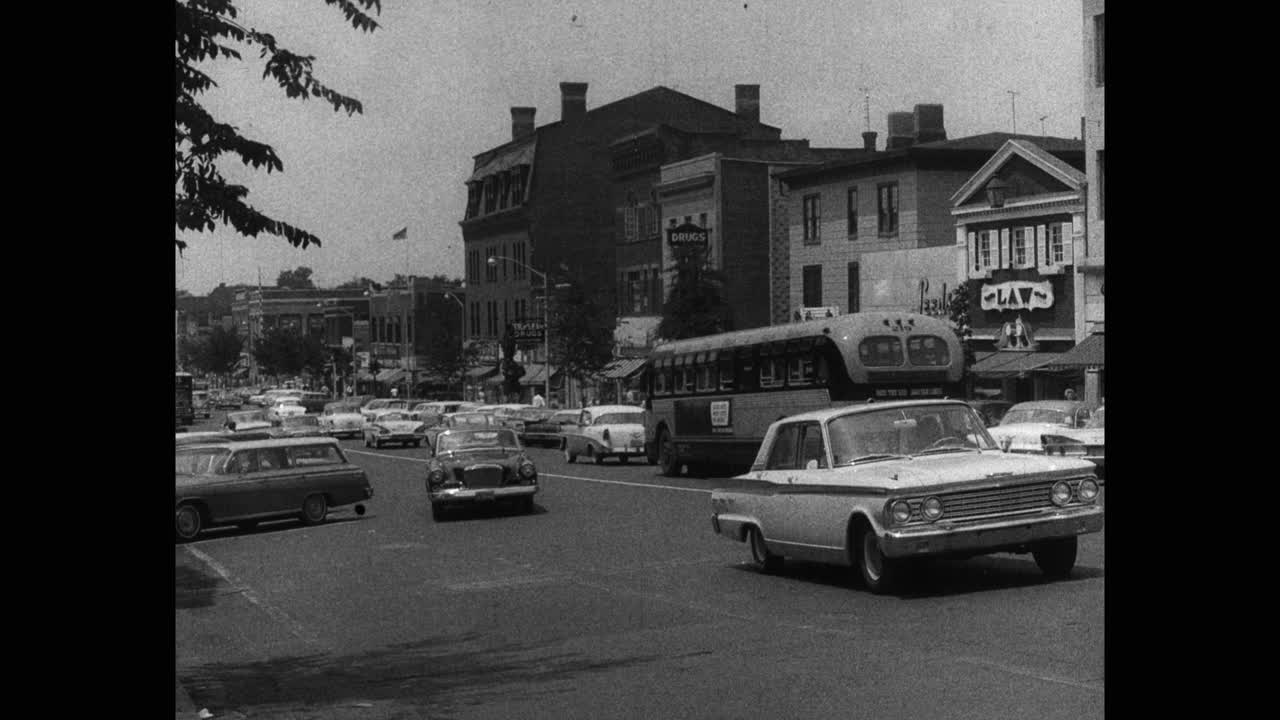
176, 371, 195, 427
646, 311, 963, 476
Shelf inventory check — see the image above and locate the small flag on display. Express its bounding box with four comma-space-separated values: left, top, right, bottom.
391, 227, 408, 240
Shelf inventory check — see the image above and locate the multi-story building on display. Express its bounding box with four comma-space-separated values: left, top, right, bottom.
364, 278, 465, 396
951, 139, 1088, 402
231, 287, 368, 386
460, 82, 802, 404
774, 107, 1083, 329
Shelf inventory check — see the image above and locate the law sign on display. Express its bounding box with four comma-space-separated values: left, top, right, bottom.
667, 222, 709, 249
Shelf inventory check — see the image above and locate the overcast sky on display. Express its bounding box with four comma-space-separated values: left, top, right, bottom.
175, 0, 1085, 295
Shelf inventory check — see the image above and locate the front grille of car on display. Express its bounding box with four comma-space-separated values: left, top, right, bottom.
456, 464, 507, 488
908, 477, 1093, 523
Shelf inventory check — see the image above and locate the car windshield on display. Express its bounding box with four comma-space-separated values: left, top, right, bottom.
379, 412, 409, 422
176, 448, 231, 475
593, 412, 644, 425
229, 411, 266, 423
827, 404, 996, 465
436, 429, 519, 453
552, 412, 579, 423
450, 414, 492, 426
514, 408, 553, 421
284, 416, 319, 427
1001, 407, 1070, 426
1084, 406, 1104, 429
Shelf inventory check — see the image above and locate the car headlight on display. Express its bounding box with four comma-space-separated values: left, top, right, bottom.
427, 468, 446, 485
921, 496, 943, 521
518, 461, 537, 480
377, 426, 389, 434
1078, 478, 1099, 502
890, 500, 912, 524
1050, 481, 1073, 506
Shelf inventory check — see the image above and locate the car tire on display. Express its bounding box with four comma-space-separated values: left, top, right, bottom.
363, 435, 371, 447
1032, 536, 1078, 579
175, 503, 203, 542
858, 527, 901, 595
592, 448, 605, 465
657, 428, 682, 477
301, 494, 328, 525
414, 440, 422, 448
748, 526, 783, 574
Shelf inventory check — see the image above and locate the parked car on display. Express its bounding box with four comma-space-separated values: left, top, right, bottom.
562, 405, 650, 464
320, 401, 367, 439
965, 399, 1014, 428
271, 414, 327, 438
424, 428, 538, 520
223, 410, 273, 433
362, 411, 429, 448
212, 390, 243, 410
192, 390, 212, 420
175, 430, 273, 446
709, 400, 1103, 594
361, 399, 411, 423
986, 401, 1098, 455
1040, 405, 1105, 480
266, 398, 308, 421
521, 409, 579, 447
409, 401, 480, 423
174, 437, 373, 541
292, 391, 331, 414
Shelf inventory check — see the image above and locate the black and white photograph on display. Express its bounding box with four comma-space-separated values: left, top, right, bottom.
175, 1, 1107, 717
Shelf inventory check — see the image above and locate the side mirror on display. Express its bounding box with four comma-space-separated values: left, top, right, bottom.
999, 437, 1013, 453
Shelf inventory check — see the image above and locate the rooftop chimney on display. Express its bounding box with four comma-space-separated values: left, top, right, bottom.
886, 112, 915, 150
861, 131, 878, 151
913, 104, 946, 143
735, 84, 761, 124
560, 82, 588, 122
511, 107, 536, 141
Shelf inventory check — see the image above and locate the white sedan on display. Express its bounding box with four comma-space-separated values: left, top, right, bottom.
320, 402, 367, 439
362, 411, 429, 449
561, 405, 651, 465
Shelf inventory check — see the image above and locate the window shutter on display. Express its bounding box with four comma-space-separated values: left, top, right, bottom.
1061, 222, 1075, 267
1036, 225, 1051, 272
968, 231, 978, 275
1021, 226, 1035, 268
999, 228, 1011, 269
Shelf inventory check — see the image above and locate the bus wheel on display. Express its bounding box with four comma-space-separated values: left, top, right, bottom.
657, 428, 682, 477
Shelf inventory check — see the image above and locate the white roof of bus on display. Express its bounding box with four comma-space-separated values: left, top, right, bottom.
649, 312, 953, 356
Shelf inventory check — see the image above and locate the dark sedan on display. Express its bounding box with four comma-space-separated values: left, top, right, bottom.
424, 428, 538, 521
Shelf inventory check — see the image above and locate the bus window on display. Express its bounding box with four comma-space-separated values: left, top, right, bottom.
655, 366, 669, 395
736, 347, 758, 393
859, 336, 904, 367
907, 335, 951, 366
718, 352, 735, 391
760, 356, 785, 388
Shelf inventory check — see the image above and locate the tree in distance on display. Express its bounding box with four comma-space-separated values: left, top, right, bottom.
175, 0, 382, 254
276, 266, 316, 290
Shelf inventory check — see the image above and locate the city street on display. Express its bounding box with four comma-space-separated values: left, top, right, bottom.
175, 412, 1104, 720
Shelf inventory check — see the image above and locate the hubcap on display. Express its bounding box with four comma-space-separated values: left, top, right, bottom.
306, 497, 325, 519
177, 508, 198, 536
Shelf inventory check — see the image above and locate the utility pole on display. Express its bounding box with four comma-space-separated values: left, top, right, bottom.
1007, 90, 1019, 134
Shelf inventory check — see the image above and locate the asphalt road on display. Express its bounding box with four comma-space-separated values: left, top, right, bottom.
175, 411, 1105, 719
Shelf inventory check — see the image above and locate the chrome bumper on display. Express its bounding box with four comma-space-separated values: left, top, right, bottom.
430, 485, 537, 504
879, 505, 1104, 558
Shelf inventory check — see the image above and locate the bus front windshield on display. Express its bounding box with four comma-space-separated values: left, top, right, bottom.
826, 404, 996, 465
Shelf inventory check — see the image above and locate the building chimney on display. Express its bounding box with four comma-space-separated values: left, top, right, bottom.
511, 107, 536, 141
560, 82, 588, 122
861, 131, 878, 151
735, 84, 761, 124
913, 103, 946, 143
886, 112, 915, 149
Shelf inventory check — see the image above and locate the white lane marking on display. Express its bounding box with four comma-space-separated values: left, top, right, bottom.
344, 448, 712, 494
183, 545, 324, 648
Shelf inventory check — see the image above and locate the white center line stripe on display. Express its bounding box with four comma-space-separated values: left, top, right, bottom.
343, 449, 712, 493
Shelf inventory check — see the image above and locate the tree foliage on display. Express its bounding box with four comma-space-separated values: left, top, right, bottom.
549, 282, 615, 383
185, 324, 246, 376
420, 303, 474, 394
656, 251, 733, 341
948, 279, 979, 384
276, 265, 316, 289
252, 326, 326, 378
336, 275, 380, 290
499, 329, 525, 398
175, 0, 381, 254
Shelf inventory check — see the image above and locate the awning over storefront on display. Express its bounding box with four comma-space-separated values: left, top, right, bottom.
518, 363, 559, 386
601, 357, 647, 380
376, 368, 407, 384
969, 351, 1061, 378
356, 371, 376, 382
465, 366, 499, 380
1041, 334, 1104, 370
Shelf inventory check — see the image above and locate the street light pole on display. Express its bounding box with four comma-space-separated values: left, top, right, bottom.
488, 256, 549, 405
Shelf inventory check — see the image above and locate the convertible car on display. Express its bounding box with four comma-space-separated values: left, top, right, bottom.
710, 399, 1103, 594
424, 428, 538, 521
